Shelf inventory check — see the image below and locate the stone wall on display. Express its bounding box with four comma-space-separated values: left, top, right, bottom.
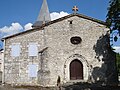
3, 16, 116, 86
0, 50, 3, 82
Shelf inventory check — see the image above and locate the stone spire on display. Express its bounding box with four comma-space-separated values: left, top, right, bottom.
33, 0, 51, 27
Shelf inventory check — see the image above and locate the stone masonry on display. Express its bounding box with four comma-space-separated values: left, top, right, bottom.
2, 14, 117, 87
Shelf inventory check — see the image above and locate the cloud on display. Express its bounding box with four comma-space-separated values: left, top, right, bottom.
0, 23, 23, 35
50, 11, 69, 20
0, 11, 69, 38
24, 23, 33, 30
0, 23, 33, 38
112, 46, 120, 53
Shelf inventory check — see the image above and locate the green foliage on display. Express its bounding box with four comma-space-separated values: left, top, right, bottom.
106, 0, 120, 33
116, 53, 120, 75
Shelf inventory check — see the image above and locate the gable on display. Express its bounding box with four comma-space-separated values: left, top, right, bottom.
45, 15, 109, 36
45, 13, 107, 27
2, 13, 108, 40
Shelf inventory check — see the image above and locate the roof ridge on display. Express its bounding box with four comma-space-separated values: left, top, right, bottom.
2, 13, 107, 40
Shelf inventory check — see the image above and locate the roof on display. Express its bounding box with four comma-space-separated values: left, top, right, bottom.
2, 13, 108, 40
0, 49, 3, 52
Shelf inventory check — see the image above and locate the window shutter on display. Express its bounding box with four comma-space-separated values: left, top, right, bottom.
28, 43, 38, 56
28, 64, 38, 77
11, 44, 20, 57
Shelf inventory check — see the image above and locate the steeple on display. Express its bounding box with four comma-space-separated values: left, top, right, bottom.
33, 0, 51, 27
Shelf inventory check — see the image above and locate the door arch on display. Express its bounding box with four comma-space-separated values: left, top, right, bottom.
70, 59, 83, 80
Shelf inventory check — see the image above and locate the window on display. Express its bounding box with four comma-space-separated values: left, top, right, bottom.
28, 64, 38, 77
11, 44, 20, 57
70, 36, 82, 45
28, 43, 38, 56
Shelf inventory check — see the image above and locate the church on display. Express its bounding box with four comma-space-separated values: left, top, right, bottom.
2, 0, 117, 87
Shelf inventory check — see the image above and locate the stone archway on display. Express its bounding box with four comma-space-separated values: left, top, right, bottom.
70, 59, 83, 80
63, 54, 89, 82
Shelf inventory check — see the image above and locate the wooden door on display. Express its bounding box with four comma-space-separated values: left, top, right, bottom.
70, 59, 83, 80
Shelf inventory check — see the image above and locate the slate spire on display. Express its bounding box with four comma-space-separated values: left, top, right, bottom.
33, 0, 51, 27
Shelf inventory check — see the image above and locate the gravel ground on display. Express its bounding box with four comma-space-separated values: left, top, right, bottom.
0, 84, 120, 90
0, 85, 28, 90
0, 85, 56, 90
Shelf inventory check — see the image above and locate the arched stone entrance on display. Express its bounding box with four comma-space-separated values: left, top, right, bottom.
70, 59, 83, 80
63, 54, 89, 82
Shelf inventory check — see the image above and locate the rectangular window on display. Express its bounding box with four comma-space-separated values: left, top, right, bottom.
28, 43, 38, 56
28, 64, 38, 77
11, 44, 20, 57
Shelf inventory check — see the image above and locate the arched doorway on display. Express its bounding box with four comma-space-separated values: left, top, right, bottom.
70, 59, 83, 80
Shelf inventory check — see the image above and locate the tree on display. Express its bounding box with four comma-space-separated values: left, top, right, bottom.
116, 53, 120, 75
106, 0, 120, 41
106, 0, 120, 31
107, 1, 120, 82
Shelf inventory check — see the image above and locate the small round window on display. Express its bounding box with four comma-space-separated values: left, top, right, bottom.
70, 36, 82, 45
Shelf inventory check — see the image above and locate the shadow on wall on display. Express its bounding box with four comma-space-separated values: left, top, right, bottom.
93, 33, 118, 84
62, 34, 119, 90
92, 65, 106, 83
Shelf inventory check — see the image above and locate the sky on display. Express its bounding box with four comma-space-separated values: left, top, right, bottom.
0, 0, 109, 27
0, 0, 120, 52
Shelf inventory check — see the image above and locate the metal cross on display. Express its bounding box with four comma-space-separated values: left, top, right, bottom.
72, 6, 78, 13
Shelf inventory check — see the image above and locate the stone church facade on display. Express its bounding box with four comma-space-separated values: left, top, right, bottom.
2, 0, 117, 87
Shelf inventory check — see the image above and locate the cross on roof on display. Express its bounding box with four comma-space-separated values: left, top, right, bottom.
72, 6, 78, 13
